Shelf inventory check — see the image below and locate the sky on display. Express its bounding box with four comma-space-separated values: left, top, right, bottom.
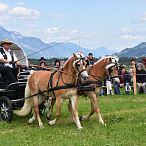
0, 0, 146, 51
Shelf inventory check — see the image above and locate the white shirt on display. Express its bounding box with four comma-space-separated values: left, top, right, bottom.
0, 48, 17, 68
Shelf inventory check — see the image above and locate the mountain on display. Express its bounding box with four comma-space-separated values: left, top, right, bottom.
117, 42, 146, 57
0, 26, 115, 58
92, 47, 115, 57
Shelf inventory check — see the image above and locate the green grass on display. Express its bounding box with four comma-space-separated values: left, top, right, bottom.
1, 94, 146, 146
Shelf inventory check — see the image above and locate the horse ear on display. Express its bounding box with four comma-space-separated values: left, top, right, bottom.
109, 57, 112, 62
73, 53, 77, 58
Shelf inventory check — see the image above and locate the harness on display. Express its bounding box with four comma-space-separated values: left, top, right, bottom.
48, 70, 58, 98
47, 58, 90, 99
0, 47, 7, 59
47, 69, 77, 99
0, 47, 15, 67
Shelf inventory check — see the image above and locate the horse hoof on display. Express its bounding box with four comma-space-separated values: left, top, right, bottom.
79, 116, 83, 121
78, 126, 83, 130
47, 114, 51, 120
28, 118, 33, 124
49, 120, 55, 125
39, 124, 44, 129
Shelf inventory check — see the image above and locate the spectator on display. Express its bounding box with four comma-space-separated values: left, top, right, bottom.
118, 64, 124, 75
37, 57, 49, 70
54, 59, 61, 70
119, 66, 131, 95
113, 67, 121, 95
125, 82, 131, 95
105, 76, 113, 95
136, 63, 146, 94
60, 60, 65, 68
39, 57, 46, 63
38, 61, 48, 70
86, 53, 95, 66
130, 58, 137, 67
129, 58, 137, 84
142, 57, 146, 70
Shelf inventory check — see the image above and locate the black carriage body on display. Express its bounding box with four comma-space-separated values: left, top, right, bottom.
0, 43, 29, 122
0, 82, 26, 109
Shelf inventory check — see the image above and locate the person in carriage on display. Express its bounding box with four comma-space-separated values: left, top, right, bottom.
0, 39, 19, 84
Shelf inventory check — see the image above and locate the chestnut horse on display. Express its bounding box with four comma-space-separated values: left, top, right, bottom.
48, 56, 118, 126
14, 53, 89, 129
78, 56, 118, 125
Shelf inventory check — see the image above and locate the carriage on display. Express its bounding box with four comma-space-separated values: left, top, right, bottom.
0, 43, 30, 122
0, 46, 93, 124
0, 43, 118, 129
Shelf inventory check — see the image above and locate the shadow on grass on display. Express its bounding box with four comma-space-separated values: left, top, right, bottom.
105, 114, 124, 125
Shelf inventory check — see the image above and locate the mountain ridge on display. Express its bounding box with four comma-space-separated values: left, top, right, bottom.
0, 26, 116, 58
116, 42, 146, 57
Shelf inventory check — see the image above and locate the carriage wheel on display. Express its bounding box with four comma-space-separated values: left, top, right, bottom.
0, 96, 13, 123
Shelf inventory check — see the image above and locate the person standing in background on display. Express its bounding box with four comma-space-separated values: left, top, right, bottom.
142, 58, 146, 71
136, 63, 146, 94
86, 53, 95, 66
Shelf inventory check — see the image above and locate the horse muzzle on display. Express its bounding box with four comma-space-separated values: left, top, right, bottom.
82, 76, 89, 81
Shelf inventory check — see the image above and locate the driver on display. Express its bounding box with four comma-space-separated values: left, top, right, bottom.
0, 39, 19, 83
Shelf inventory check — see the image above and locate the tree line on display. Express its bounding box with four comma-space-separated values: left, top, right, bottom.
29, 57, 144, 67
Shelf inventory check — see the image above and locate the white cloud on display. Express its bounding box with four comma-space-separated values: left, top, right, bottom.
70, 29, 79, 34
44, 27, 82, 43
10, 7, 40, 19
47, 27, 60, 34
0, 3, 9, 12
141, 12, 146, 21
0, 2, 41, 24
120, 35, 144, 41
121, 27, 133, 33
48, 14, 64, 20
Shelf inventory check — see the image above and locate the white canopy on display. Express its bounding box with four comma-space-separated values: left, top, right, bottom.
11, 43, 28, 66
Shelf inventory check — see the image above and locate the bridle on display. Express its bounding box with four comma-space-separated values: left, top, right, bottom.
74, 57, 87, 79
89, 56, 119, 81
51, 54, 88, 86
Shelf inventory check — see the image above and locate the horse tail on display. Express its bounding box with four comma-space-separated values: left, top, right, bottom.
14, 79, 32, 116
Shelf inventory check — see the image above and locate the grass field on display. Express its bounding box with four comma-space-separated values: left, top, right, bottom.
0, 94, 146, 146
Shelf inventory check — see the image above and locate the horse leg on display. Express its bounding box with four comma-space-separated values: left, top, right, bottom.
80, 92, 95, 121
70, 95, 83, 129
89, 94, 105, 125
80, 92, 105, 126
33, 95, 44, 128
47, 98, 56, 120
28, 109, 36, 124
49, 97, 63, 126
68, 99, 75, 122
80, 97, 95, 121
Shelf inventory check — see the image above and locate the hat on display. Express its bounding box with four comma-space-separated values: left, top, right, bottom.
88, 53, 93, 56
55, 59, 60, 65
39, 57, 46, 61
130, 58, 136, 62
0, 39, 13, 46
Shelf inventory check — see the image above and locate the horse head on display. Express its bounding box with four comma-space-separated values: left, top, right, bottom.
90, 56, 119, 79
104, 56, 119, 76
73, 53, 89, 81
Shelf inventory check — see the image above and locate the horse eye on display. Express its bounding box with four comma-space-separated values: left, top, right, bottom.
110, 69, 113, 72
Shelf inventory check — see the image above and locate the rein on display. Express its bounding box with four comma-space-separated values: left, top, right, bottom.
89, 72, 105, 81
